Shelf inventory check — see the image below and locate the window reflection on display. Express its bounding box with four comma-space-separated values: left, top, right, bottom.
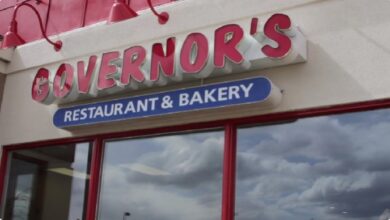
98, 131, 223, 220
236, 109, 390, 220
2, 143, 92, 220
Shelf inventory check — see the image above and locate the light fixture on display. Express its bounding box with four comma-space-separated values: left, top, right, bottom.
107, 0, 169, 25
107, 0, 138, 24
146, 0, 169, 24
48, 167, 90, 179
1, 2, 62, 51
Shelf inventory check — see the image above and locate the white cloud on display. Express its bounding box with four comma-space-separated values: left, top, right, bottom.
98, 131, 224, 220
236, 109, 390, 220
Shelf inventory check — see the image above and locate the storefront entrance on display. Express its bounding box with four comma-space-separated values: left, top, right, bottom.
1, 144, 91, 220
2, 106, 390, 220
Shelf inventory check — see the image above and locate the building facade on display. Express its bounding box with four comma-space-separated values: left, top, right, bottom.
1, 0, 390, 220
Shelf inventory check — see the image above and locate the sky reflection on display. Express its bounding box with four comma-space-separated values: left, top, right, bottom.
236, 109, 390, 220
98, 131, 224, 220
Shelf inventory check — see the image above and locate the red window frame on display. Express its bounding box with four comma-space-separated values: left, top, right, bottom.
1, 98, 390, 220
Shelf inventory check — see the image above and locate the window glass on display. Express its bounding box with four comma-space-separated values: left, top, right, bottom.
1, 143, 92, 220
98, 131, 224, 220
236, 109, 390, 220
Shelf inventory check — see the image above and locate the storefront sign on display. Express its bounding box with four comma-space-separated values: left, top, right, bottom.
32, 14, 306, 105
53, 77, 281, 128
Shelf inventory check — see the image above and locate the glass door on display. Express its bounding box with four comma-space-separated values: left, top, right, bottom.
1, 143, 92, 220
4, 155, 45, 220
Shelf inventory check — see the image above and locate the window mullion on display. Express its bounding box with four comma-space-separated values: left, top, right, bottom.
86, 137, 104, 220
221, 123, 237, 220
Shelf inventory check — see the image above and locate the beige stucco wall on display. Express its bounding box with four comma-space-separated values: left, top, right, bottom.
1, 0, 390, 146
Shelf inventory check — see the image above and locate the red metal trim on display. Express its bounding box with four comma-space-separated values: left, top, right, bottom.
0, 0, 30, 12
10, 2, 62, 51
0, 147, 9, 209
3, 136, 95, 151
221, 123, 237, 220
231, 98, 390, 126
82, 0, 89, 27
146, 0, 169, 24
86, 137, 103, 220
85, 98, 390, 141
44, 0, 52, 32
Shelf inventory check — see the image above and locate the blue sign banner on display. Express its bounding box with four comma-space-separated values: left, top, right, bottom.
53, 77, 275, 128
